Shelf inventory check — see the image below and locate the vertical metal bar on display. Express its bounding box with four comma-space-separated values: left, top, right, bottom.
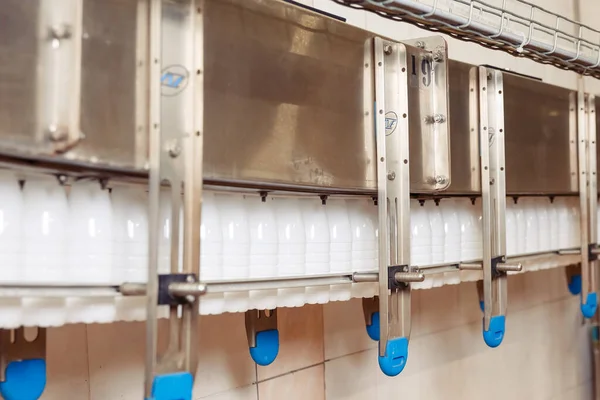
375, 37, 412, 376
578, 84, 591, 303
135, 0, 150, 169
145, 0, 161, 396
478, 66, 493, 331
488, 69, 508, 319
374, 37, 390, 358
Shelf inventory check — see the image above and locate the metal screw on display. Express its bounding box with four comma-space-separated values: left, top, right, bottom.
166, 141, 182, 158
435, 175, 448, 185
433, 114, 446, 123
415, 41, 425, 49
432, 50, 444, 62
186, 275, 195, 283
46, 125, 68, 142
384, 45, 393, 55
387, 171, 396, 181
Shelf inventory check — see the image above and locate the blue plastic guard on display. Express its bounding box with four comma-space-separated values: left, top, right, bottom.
482, 315, 505, 348
147, 372, 193, 400
378, 337, 408, 377
581, 292, 598, 319
0, 359, 46, 400
249, 329, 279, 366
479, 301, 485, 313
366, 312, 380, 341
568, 274, 582, 295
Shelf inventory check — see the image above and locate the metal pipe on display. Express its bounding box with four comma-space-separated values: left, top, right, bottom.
352, 272, 379, 283
459, 262, 483, 270
496, 263, 523, 273
394, 272, 425, 283
168, 282, 207, 298
558, 248, 582, 255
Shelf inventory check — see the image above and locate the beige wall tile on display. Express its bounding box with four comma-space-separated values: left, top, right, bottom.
325, 350, 378, 400
199, 385, 257, 400
87, 322, 147, 399
323, 299, 377, 361
257, 305, 324, 381
194, 313, 257, 398
44, 324, 90, 400
258, 365, 324, 400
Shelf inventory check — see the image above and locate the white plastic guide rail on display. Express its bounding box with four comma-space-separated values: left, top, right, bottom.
332, 0, 600, 79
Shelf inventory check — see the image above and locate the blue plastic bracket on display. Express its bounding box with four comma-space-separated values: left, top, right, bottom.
249, 329, 279, 366
246, 309, 279, 366
378, 337, 408, 377
482, 315, 506, 348
581, 292, 598, 319
146, 372, 193, 400
0, 359, 47, 400
568, 274, 582, 295
479, 300, 485, 313
366, 311, 381, 341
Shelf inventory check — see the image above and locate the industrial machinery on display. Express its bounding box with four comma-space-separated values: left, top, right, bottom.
1, 0, 599, 399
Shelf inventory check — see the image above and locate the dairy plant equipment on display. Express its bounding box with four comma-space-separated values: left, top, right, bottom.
1, 0, 600, 399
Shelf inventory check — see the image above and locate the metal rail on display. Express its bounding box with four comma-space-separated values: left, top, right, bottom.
332, 0, 600, 78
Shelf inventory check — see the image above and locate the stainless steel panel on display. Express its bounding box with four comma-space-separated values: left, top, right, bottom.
444, 60, 480, 194
503, 73, 577, 195
203, 0, 376, 191
403, 37, 450, 193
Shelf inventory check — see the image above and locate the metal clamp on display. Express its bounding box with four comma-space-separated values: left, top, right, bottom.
0, 328, 47, 400
245, 310, 279, 366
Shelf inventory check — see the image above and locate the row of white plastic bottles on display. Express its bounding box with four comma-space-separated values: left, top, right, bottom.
0, 171, 584, 317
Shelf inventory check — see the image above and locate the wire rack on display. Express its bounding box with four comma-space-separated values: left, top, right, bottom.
332, 0, 600, 78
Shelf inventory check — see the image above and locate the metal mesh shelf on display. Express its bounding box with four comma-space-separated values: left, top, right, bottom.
333, 0, 600, 78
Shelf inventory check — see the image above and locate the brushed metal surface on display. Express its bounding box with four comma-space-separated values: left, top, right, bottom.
203, 0, 376, 191
503, 72, 577, 195
444, 60, 480, 194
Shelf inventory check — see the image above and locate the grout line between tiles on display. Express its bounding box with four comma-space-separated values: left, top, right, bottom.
255, 362, 326, 384
196, 383, 258, 400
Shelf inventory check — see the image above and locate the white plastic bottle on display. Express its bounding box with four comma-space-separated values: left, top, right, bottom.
22, 174, 69, 326
514, 198, 527, 255
411, 200, 433, 267
199, 191, 225, 315
67, 180, 113, 284
440, 198, 461, 285
457, 198, 482, 261
555, 197, 571, 249
112, 186, 149, 321
505, 198, 518, 257
219, 193, 250, 313
0, 170, 23, 327
535, 197, 551, 252
66, 180, 115, 323
426, 200, 444, 265
521, 197, 540, 254
347, 199, 378, 298
247, 195, 278, 310
23, 174, 68, 284
275, 197, 306, 307
425, 200, 444, 287
327, 199, 352, 302
112, 186, 149, 284
0, 170, 22, 283
302, 198, 330, 304
548, 198, 560, 251
568, 197, 581, 248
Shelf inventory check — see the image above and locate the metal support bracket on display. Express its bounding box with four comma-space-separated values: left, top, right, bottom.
245, 310, 279, 366
373, 35, 447, 376
0, 328, 47, 400
144, 0, 204, 399
578, 90, 599, 319
477, 66, 509, 348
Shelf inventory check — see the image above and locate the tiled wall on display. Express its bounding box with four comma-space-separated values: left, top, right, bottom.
35, 267, 592, 399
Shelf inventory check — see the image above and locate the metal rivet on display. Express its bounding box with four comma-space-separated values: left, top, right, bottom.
387, 171, 396, 181
384, 45, 393, 55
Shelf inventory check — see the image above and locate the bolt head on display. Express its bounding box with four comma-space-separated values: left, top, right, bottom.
384, 45, 393, 55
387, 171, 396, 181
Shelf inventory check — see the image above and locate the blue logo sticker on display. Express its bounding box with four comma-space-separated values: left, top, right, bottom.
385, 111, 398, 136
161, 65, 189, 96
